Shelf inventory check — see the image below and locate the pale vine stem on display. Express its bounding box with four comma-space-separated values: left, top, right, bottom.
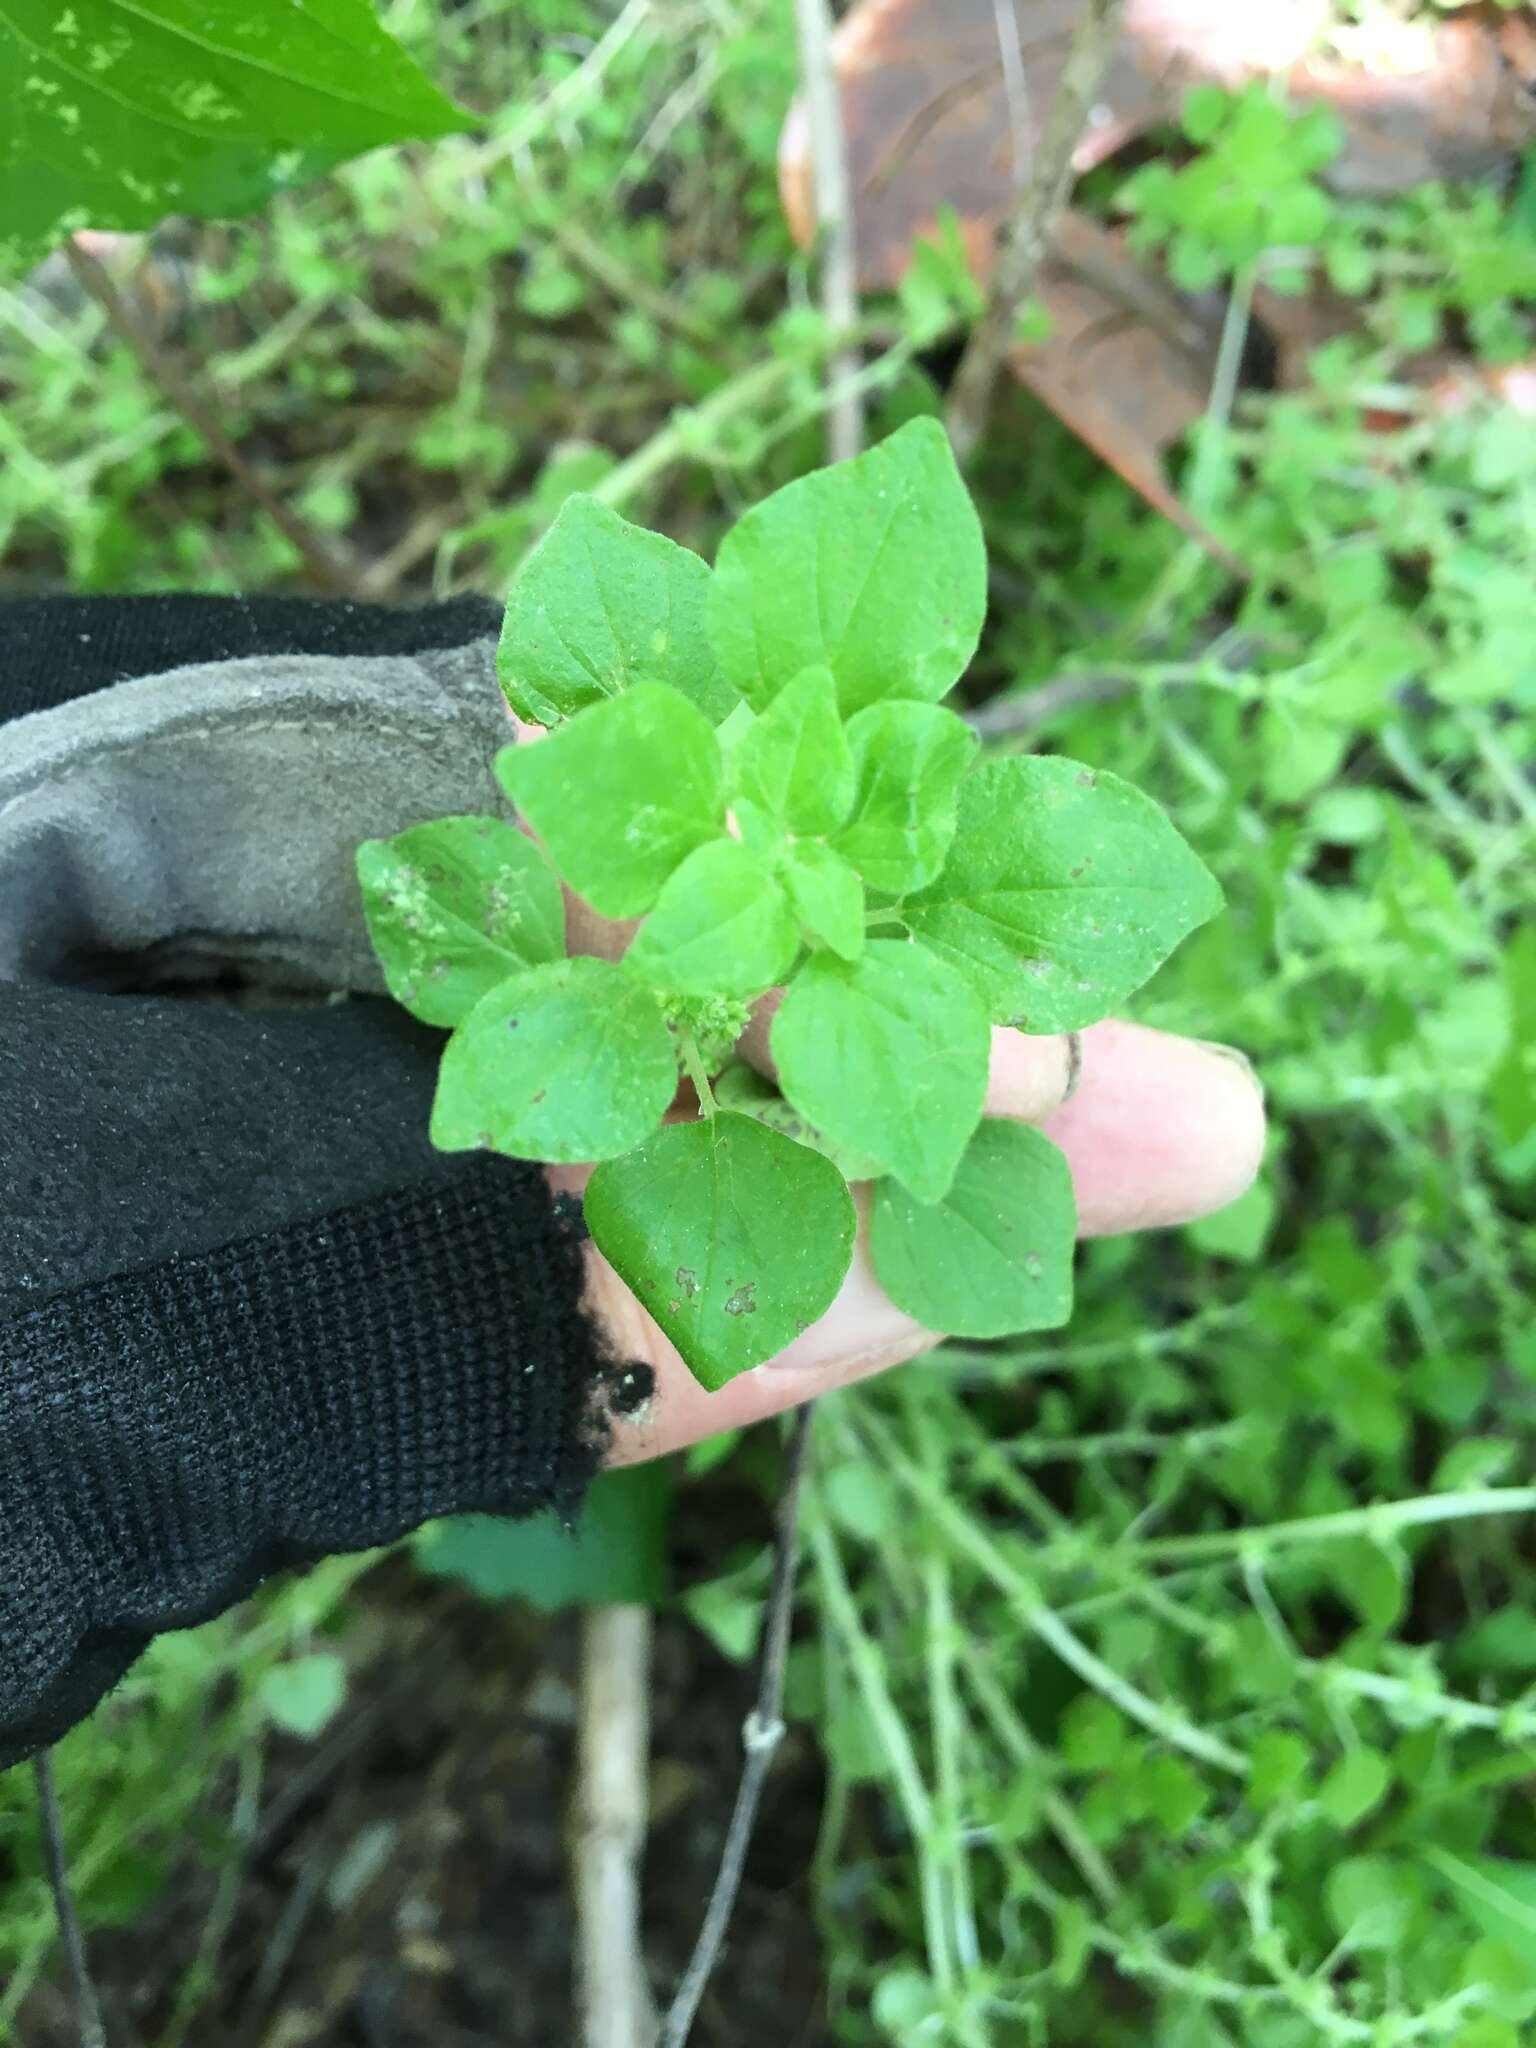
32, 1752, 106, 2048
573, 1605, 658, 2048
62, 240, 361, 598
945, 0, 1127, 463
660, 8, 860, 2034
792, 0, 862, 463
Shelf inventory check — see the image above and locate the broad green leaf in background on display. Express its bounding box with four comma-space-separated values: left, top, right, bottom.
496, 495, 736, 726
780, 841, 865, 962
732, 663, 853, 833
584, 1112, 856, 1386
713, 1061, 883, 1181
905, 756, 1223, 1032
707, 418, 987, 717
1186, 1178, 1276, 1263
832, 701, 978, 895
355, 817, 564, 1028
1490, 922, 1536, 1172
259, 1654, 348, 1740
494, 683, 724, 917
413, 1465, 670, 1611
0, 0, 471, 276
868, 1118, 1076, 1337
625, 839, 799, 998
431, 957, 676, 1162
771, 940, 989, 1201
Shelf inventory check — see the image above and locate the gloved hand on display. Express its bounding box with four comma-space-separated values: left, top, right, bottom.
0, 594, 1265, 1770
0, 595, 618, 1768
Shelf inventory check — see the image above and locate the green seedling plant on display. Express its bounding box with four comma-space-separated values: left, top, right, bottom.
357, 419, 1222, 1389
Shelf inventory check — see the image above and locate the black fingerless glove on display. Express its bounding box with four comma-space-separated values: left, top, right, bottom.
0, 596, 619, 1769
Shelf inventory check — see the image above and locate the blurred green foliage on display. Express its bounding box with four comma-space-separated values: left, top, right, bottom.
1, 3, 1533, 2042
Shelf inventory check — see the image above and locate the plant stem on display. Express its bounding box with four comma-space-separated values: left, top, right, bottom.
63, 240, 361, 597
945, 0, 1126, 463
660, 1407, 815, 2048
32, 1752, 106, 2048
1120, 1486, 1536, 1567
859, 1409, 1248, 1775
678, 1034, 718, 1117
792, 0, 863, 464
808, 1509, 952, 1989
574, 1604, 657, 2048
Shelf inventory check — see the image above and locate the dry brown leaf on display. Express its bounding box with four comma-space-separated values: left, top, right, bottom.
1295, 10, 1536, 194
1007, 211, 1243, 568
780, 0, 1536, 282
778, 0, 1334, 286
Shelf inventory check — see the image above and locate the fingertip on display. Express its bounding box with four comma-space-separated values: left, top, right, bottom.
1043, 1020, 1267, 1237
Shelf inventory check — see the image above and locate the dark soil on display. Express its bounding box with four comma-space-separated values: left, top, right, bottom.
17, 1558, 832, 2048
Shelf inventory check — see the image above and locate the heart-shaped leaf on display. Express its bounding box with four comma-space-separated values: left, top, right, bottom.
356, 817, 564, 1028
585, 1112, 857, 1388
431, 957, 676, 1162
869, 1117, 1076, 1336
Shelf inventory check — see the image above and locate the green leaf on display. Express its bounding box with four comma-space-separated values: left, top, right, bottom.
831, 701, 978, 894
495, 684, 725, 918
713, 1061, 883, 1181
355, 817, 564, 1028
905, 756, 1223, 1032
1431, 1852, 1536, 1951
1185, 1179, 1275, 1263
708, 418, 987, 716
625, 840, 798, 998
259, 1654, 347, 1740
732, 664, 853, 833
1318, 1748, 1393, 1830
1324, 1854, 1416, 1949
413, 1465, 669, 1611
0, 1, 470, 276
868, 1118, 1075, 1336
771, 940, 989, 1201
431, 958, 676, 1163
584, 1112, 856, 1387
780, 841, 866, 962
496, 495, 736, 726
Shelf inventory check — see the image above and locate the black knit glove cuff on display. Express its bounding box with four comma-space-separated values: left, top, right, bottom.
1, 1163, 607, 1770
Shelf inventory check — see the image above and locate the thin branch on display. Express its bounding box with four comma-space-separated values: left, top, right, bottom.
965, 671, 1140, 738
33, 1752, 106, 2048
945, 0, 1127, 463
792, 0, 862, 464
659, 1405, 815, 2048
574, 1604, 657, 2048
64, 239, 362, 597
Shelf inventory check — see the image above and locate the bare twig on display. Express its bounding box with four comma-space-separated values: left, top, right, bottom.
33, 1752, 106, 2048
64, 239, 361, 596
945, 0, 1127, 463
792, 0, 862, 464
966, 671, 1140, 738
659, 1405, 816, 2048
573, 1604, 658, 2048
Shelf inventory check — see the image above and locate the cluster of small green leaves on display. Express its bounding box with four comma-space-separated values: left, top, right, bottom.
359, 420, 1221, 1387
1119, 82, 1345, 292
